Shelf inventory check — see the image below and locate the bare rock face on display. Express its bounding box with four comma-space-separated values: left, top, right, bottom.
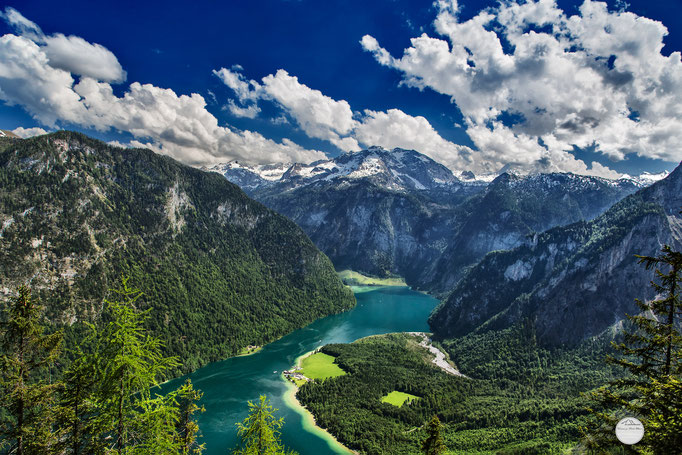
429, 162, 682, 346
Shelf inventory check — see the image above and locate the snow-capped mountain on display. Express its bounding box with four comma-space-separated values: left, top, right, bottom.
207, 147, 648, 295
203, 161, 292, 191
206, 146, 464, 194
621, 170, 670, 187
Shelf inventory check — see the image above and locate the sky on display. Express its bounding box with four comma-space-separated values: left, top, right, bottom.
1, 0, 681, 178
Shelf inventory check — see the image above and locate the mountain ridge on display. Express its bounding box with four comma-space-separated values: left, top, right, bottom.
209, 147, 644, 295
0, 131, 355, 373
429, 161, 682, 345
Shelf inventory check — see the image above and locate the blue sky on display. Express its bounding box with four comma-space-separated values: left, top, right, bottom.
1, 0, 681, 177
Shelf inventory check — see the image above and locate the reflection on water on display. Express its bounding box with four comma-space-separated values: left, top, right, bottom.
163, 286, 438, 455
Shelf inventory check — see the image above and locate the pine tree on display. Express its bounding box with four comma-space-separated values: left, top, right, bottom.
421, 415, 447, 455
232, 395, 298, 455
587, 245, 682, 453
0, 285, 63, 455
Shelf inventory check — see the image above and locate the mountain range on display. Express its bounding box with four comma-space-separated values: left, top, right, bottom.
429, 162, 682, 345
208, 147, 645, 295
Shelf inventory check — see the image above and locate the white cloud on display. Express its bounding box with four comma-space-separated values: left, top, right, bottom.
1, 7, 125, 83
261, 70, 359, 151
216, 67, 361, 152
213, 67, 261, 103
12, 126, 49, 138
216, 66, 485, 167
225, 99, 261, 118
354, 109, 474, 171
0, 7, 42, 41
0, 9, 326, 166
271, 114, 289, 125
106, 140, 132, 148
43, 34, 126, 83
0, 34, 87, 126
362, 0, 682, 176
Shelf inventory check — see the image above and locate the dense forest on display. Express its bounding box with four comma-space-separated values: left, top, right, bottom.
0, 132, 355, 374
296, 330, 620, 454
297, 246, 682, 454
0, 280, 299, 455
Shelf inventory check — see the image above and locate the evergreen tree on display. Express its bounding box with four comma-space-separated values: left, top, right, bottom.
0, 285, 63, 455
232, 395, 298, 455
55, 332, 99, 455
421, 415, 446, 455
92, 276, 180, 453
176, 380, 205, 455
587, 245, 682, 453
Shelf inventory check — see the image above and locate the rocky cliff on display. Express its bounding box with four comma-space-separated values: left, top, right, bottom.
429, 162, 682, 345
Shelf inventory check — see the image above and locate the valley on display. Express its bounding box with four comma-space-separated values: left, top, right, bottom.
3, 1, 682, 453
1, 132, 679, 454
161, 285, 440, 454
209, 148, 643, 295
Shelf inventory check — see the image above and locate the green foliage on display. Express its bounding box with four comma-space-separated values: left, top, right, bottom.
92, 276, 180, 453
0, 285, 63, 454
232, 395, 298, 455
56, 335, 99, 455
587, 246, 682, 454
1, 279, 206, 454
176, 380, 205, 455
0, 131, 355, 376
421, 416, 446, 455
297, 332, 620, 454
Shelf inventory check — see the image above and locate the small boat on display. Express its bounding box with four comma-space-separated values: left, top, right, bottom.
273, 371, 277, 374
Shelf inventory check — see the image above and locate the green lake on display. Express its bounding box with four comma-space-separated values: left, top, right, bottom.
164, 286, 438, 454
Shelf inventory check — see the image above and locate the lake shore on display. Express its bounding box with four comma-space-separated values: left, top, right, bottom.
281, 366, 356, 455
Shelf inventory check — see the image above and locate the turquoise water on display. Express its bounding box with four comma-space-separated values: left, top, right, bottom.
164, 286, 438, 454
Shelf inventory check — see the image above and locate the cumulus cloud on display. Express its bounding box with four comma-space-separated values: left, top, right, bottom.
215, 67, 360, 151
261, 69, 359, 151
362, 0, 682, 175
0, 8, 325, 166
0, 7, 42, 41
12, 126, 49, 138
43, 34, 126, 83
216, 65, 481, 167
225, 99, 261, 118
213, 67, 261, 103
354, 109, 474, 170
1, 7, 125, 83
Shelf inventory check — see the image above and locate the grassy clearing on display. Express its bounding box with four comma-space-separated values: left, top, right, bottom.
300, 352, 347, 381
337, 270, 407, 287
237, 345, 262, 356
381, 390, 420, 407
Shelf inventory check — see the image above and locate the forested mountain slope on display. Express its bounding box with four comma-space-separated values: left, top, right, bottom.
429, 162, 682, 345
0, 131, 355, 373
